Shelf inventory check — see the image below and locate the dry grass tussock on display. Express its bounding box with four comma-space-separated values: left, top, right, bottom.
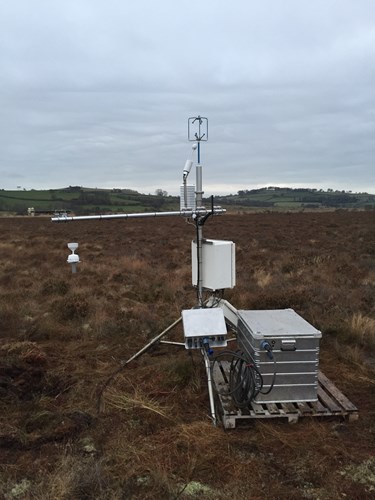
349, 313, 375, 348
104, 381, 173, 419
253, 268, 273, 288
0, 212, 374, 499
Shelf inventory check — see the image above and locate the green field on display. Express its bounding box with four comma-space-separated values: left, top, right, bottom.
0, 186, 374, 215
0, 187, 180, 214
216, 187, 375, 211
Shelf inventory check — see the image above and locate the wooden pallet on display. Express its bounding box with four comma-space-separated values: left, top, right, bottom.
213, 366, 359, 429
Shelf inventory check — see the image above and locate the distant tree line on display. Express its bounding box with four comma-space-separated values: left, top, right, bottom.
73, 191, 111, 206
232, 187, 360, 207
237, 187, 367, 196
298, 194, 358, 206
215, 198, 275, 207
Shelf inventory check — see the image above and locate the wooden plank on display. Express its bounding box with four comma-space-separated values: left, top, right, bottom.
317, 386, 341, 413
223, 416, 236, 429
261, 404, 271, 417
288, 413, 299, 424
318, 372, 358, 411
215, 371, 358, 427
276, 404, 286, 415
266, 403, 281, 415
250, 402, 266, 415
306, 401, 317, 409
348, 413, 359, 422
314, 400, 329, 414
297, 402, 313, 414
221, 398, 237, 415
217, 360, 229, 385
280, 402, 299, 414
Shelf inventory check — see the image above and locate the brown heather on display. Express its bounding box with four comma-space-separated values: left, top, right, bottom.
0, 211, 374, 499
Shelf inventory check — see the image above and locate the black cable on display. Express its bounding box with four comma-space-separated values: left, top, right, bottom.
229, 355, 261, 408
257, 355, 277, 396
212, 348, 277, 408
211, 350, 264, 409
96, 362, 127, 414
206, 290, 225, 308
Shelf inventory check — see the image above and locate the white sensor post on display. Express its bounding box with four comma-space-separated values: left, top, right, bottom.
67, 242, 80, 273
182, 143, 198, 210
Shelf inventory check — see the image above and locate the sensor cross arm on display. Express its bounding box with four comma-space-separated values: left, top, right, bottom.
52, 208, 225, 222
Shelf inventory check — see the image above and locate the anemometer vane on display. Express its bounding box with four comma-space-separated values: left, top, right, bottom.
188, 115, 208, 142
188, 115, 208, 164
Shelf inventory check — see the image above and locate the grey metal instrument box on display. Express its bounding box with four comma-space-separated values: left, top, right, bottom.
237, 309, 322, 403
182, 308, 227, 350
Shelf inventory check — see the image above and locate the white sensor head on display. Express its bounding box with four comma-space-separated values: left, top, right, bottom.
68, 242, 78, 252
183, 143, 198, 179
183, 159, 194, 177
67, 254, 80, 264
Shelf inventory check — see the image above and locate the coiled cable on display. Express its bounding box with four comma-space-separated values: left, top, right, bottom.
212, 349, 277, 408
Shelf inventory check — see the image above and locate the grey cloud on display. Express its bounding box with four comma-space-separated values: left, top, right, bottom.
0, 0, 374, 194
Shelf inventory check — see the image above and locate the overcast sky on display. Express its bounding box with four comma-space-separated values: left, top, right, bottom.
1, 0, 374, 195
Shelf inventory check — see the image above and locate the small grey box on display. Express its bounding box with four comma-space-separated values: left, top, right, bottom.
182, 308, 227, 350
237, 309, 322, 403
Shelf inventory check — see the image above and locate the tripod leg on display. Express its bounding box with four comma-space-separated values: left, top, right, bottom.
202, 349, 217, 426
123, 317, 182, 366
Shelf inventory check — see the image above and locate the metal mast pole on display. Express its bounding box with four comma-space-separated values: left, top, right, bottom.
188, 115, 208, 307
196, 139, 203, 306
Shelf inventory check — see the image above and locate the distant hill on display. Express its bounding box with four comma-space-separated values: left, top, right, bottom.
0, 186, 374, 215
214, 187, 375, 211
0, 186, 179, 215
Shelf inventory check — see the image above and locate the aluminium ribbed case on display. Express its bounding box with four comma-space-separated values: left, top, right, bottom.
237, 309, 322, 404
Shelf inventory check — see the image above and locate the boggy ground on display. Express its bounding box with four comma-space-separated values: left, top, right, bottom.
0, 211, 374, 499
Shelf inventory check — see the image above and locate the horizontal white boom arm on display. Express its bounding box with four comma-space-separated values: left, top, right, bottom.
51, 208, 225, 222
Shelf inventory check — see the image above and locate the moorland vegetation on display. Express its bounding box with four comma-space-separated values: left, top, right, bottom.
0, 211, 374, 498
